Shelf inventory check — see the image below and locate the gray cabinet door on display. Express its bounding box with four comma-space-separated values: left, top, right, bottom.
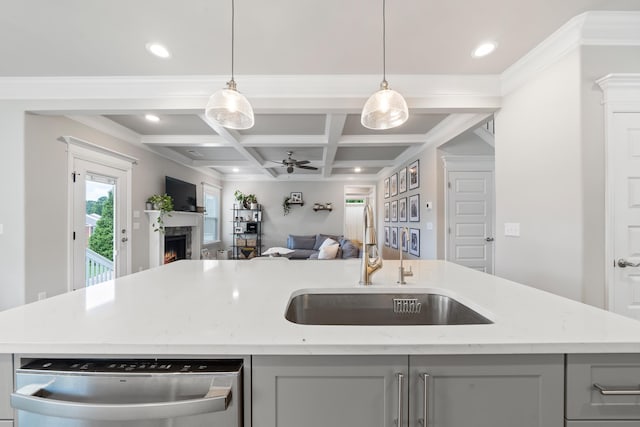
0, 355, 12, 420
252, 355, 408, 427
410, 354, 564, 427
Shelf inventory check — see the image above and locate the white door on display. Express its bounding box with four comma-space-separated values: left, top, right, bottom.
611, 112, 640, 319
72, 158, 129, 290
447, 171, 494, 273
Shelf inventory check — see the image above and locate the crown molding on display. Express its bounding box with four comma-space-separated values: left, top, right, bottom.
501, 11, 640, 96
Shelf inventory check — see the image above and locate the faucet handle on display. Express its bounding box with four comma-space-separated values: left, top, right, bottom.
405, 265, 413, 277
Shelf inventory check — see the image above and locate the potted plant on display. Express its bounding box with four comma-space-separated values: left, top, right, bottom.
146, 194, 174, 233
234, 190, 258, 209
245, 194, 258, 209
283, 197, 291, 215
234, 190, 246, 208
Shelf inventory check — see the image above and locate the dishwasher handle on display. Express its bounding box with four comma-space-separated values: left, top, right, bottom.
11, 383, 232, 421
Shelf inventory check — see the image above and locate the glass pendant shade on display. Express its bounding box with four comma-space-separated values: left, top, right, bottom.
205, 80, 254, 130
361, 81, 409, 130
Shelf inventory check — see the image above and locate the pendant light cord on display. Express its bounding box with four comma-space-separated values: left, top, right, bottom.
231, 0, 235, 81
382, 0, 386, 84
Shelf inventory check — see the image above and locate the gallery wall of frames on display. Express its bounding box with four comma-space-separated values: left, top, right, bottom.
382, 159, 422, 258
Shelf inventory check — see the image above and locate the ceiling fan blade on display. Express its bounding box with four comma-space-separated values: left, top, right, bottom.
295, 159, 310, 165
297, 165, 318, 170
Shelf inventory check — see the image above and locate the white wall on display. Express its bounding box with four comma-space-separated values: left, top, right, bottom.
494, 50, 583, 300
378, 146, 439, 260
24, 114, 220, 303
0, 104, 26, 310
221, 180, 374, 252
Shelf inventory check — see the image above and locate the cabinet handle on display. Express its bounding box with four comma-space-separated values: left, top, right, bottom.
396, 373, 404, 427
419, 373, 430, 427
594, 383, 640, 395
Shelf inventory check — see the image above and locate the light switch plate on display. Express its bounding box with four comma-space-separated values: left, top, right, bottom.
504, 222, 520, 237
425, 201, 433, 210
426, 222, 433, 230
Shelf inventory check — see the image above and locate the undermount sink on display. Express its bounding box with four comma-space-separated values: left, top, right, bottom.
285, 291, 493, 325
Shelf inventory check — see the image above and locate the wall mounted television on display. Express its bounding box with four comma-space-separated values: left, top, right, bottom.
165, 176, 197, 212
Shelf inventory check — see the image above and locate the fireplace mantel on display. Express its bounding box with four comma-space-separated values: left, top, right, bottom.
145, 210, 202, 268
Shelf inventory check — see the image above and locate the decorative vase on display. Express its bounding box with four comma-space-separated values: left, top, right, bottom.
250, 202, 258, 210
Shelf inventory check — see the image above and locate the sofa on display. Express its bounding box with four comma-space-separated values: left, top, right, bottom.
286, 233, 360, 260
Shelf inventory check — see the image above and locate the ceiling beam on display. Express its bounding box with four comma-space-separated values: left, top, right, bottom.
322, 114, 347, 178
239, 135, 327, 147
141, 135, 228, 147
200, 114, 277, 178
424, 113, 494, 149
473, 126, 495, 148
338, 134, 426, 146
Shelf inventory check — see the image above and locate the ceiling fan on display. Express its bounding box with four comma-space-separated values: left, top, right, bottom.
279, 151, 318, 174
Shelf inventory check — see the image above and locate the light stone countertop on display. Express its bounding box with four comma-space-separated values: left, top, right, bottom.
1, 259, 640, 356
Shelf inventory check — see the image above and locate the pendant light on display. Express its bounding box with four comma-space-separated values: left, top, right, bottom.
361, 0, 408, 130
205, 0, 254, 130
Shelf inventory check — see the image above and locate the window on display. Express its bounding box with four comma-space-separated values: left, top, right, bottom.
203, 185, 221, 244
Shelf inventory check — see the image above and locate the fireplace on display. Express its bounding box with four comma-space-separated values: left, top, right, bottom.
164, 234, 187, 264
146, 211, 202, 269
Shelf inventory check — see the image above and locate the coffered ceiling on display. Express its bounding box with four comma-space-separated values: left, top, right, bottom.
3, 1, 640, 180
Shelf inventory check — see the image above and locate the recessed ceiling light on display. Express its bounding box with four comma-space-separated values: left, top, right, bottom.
145, 114, 160, 122
472, 41, 497, 58
145, 43, 171, 59
354, 167, 362, 173
232, 167, 240, 173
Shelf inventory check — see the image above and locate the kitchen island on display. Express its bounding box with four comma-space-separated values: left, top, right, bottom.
0, 259, 639, 355
2, 260, 640, 427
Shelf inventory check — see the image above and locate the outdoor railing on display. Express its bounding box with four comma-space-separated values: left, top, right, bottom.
86, 248, 114, 286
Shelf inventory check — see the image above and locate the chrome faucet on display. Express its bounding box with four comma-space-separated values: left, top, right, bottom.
397, 227, 413, 284
360, 202, 383, 286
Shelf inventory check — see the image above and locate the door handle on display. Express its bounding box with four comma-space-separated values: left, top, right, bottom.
396, 373, 404, 427
419, 373, 430, 427
618, 258, 640, 268
594, 383, 640, 395
121, 237, 128, 243
485, 237, 494, 242
11, 383, 231, 421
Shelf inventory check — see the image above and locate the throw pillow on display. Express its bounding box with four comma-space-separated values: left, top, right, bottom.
314, 233, 342, 250
319, 237, 338, 249
318, 241, 339, 259
287, 234, 316, 250
340, 239, 360, 259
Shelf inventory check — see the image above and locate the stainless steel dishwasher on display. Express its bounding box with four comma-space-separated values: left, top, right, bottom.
11, 358, 243, 427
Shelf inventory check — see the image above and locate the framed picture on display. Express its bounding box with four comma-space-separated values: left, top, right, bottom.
409, 194, 420, 222
384, 178, 390, 199
253, 211, 262, 221
408, 160, 420, 190
290, 192, 303, 203
409, 228, 420, 256
391, 200, 398, 222
234, 226, 243, 234
398, 197, 407, 222
391, 227, 398, 249
401, 228, 409, 252
384, 226, 390, 247
399, 167, 407, 193
384, 202, 390, 222
390, 173, 398, 197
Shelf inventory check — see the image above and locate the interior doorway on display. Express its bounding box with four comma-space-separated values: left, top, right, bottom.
442, 156, 495, 274
344, 185, 376, 242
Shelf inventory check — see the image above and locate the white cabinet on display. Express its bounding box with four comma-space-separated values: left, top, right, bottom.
0, 355, 12, 421
253, 354, 564, 427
